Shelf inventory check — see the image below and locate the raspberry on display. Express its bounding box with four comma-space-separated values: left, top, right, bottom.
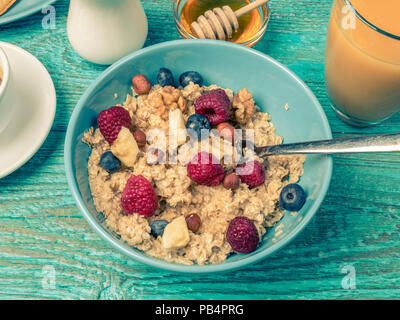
195, 89, 231, 125
187, 152, 225, 186
236, 160, 265, 188
97, 106, 132, 145
121, 175, 158, 217
226, 216, 259, 253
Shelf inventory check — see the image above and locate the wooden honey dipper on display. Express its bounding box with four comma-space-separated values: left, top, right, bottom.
190, 0, 270, 40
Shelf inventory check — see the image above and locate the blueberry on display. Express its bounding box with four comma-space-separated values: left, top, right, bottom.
150, 220, 169, 237
280, 184, 307, 211
100, 151, 121, 173
157, 68, 174, 87
186, 114, 211, 140
179, 71, 204, 87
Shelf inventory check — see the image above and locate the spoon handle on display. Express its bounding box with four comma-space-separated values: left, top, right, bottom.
255, 133, 400, 157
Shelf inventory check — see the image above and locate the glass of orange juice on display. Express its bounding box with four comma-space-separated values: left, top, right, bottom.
325, 0, 400, 127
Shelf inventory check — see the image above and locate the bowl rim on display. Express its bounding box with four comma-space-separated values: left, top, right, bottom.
64, 39, 333, 274
0, 46, 10, 100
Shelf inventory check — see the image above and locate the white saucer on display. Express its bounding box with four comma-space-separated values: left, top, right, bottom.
0, 42, 56, 179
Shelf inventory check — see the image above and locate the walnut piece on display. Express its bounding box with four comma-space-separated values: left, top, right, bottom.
231, 88, 256, 124
147, 86, 186, 120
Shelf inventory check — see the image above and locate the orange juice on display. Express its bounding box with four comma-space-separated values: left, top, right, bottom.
325, 0, 400, 126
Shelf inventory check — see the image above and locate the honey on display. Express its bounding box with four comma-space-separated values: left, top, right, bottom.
179, 0, 266, 45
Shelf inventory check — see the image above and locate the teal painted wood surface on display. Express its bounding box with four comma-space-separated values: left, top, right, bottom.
1, 0, 400, 300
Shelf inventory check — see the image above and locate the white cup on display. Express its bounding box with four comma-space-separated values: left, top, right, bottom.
0, 47, 14, 134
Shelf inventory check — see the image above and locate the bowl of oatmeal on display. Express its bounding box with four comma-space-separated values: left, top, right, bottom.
65, 40, 332, 273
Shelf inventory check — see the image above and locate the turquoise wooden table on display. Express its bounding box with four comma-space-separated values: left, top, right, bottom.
1, 0, 400, 300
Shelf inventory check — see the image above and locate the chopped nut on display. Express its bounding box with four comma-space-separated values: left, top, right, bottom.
148, 86, 187, 120
217, 122, 235, 144
132, 74, 152, 95
223, 173, 240, 190
185, 214, 201, 233
231, 88, 256, 124
133, 129, 146, 147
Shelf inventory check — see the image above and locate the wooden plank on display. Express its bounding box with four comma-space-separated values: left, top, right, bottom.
0, 0, 400, 300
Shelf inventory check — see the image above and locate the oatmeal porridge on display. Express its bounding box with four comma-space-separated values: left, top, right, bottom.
83, 69, 306, 265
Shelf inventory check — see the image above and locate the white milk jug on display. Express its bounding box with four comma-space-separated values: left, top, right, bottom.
67, 0, 148, 65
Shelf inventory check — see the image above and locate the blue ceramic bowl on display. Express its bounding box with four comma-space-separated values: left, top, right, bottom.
65, 40, 332, 273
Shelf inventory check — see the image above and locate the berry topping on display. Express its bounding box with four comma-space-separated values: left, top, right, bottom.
133, 129, 146, 147
195, 89, 231, 125
226, 216, 259, 254
150, 220, 169, 237
280, 183, 307, 212
186, 114, 211, 140
185, 214, 201, 233
187, 152, 225, 186
99, 151, 121, 173
223, 172, 240, 190
97, 106, 132, 145
236, 160, 265, 188
179, 71, 204, 87
157, 68, 175, 87
121, 175, 158, 217
132, 74, 151, 95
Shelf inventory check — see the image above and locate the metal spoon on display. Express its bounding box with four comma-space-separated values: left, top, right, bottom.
254, 133, 400, 157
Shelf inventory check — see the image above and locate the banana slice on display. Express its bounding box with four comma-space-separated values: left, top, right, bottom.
169, 108, 187, 146
111, 127, 139, 167
162, 216, 190, 250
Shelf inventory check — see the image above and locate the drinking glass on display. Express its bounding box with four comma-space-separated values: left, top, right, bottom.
324, 0, 400, 127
